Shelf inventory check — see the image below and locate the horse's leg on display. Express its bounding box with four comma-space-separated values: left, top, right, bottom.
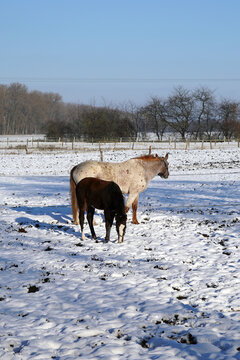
79, 207, 86, 240
70, 175, 79, 225
104, 210, 114, 243
126, 193, 140, 224
87, 206, 97, 240
132, 195, 139, 224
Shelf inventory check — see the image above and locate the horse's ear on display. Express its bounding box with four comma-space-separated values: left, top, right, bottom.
165, 153, 169, 160
155, 154, 159, 158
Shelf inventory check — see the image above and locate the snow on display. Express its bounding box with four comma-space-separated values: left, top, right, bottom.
0, 146, 240, 359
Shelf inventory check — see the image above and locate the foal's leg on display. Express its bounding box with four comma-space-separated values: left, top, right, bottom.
104, 210, 114, 243
87, 206, 97, 240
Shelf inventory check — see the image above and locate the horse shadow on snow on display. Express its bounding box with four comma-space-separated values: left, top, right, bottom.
10, 176, 240, 239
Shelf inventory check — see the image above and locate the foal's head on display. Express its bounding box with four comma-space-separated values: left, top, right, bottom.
158, 153, 169, 179
116, 214, 127, 243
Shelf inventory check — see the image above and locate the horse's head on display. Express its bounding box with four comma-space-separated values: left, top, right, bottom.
116, 214, 127, 243
158, 153, 169, 179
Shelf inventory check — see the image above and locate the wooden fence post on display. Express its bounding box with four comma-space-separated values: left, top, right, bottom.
149, 145, 152, 154
99, 143, 103, 161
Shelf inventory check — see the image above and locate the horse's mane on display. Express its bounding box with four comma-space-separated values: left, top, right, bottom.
134, 154, 161, 161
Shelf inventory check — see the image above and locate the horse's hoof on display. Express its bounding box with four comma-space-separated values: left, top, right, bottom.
132, 219, 139, 225
73, 220, 80, 225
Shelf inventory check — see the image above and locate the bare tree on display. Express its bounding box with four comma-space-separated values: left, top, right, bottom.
218, 99, 239, 139
165, 87, 195, 139
0, 85, 7, 134
192, 87, 216, 139
141, 97, 168, 140
123, 101, 142, 140
5, 83, 29, 134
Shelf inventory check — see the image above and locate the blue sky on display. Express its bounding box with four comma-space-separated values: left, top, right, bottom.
1, 0, 240, 105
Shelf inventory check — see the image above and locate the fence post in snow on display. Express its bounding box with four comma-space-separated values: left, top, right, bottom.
149, 145, 152, 154
99, 143, 103, 161
201, 140, 204, 150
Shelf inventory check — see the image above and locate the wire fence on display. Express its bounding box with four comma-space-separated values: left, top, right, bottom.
0, 136, 239, 154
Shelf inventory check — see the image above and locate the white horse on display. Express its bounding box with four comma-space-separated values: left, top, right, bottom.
70, 153, 169, 225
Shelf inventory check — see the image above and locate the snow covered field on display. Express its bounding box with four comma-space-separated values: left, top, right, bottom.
0, 146, 240, 359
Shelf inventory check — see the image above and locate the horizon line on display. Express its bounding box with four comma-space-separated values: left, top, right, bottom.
1, 77, 240, 83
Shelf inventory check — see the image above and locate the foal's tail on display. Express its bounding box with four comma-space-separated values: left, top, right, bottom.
70, 165, 79, 224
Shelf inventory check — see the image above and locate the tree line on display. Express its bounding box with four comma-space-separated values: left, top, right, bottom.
0, 83, 240, 140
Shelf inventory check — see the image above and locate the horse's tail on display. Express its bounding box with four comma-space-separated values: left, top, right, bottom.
70, 165, 79, 224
